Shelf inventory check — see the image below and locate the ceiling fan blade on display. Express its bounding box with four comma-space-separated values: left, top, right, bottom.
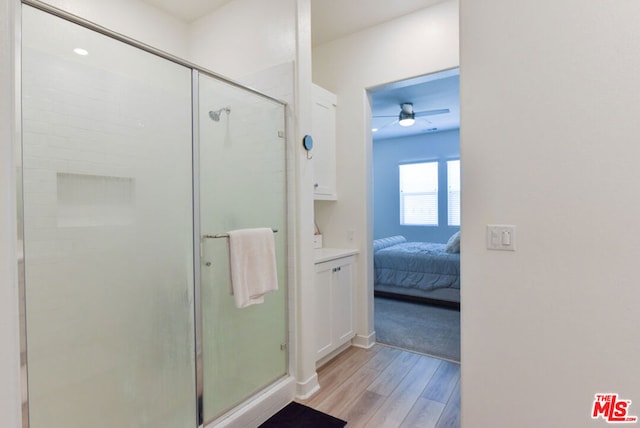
414, 108, 450, 117
372, 114, 399, 118
375, 118, 399, 130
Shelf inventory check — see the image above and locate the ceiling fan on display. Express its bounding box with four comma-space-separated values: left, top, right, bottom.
374, 103, 450, 128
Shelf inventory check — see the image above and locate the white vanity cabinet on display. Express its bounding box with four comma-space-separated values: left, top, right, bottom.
311, 84, 337, 200
314, 250, 357, 362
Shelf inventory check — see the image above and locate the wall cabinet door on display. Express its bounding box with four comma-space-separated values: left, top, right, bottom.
312, 84, 337, 200
314, 255, 355, 361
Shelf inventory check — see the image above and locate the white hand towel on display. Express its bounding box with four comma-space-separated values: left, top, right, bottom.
227, 228, 278, 308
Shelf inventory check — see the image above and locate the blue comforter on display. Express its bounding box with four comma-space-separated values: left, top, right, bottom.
374, 241, 460, 291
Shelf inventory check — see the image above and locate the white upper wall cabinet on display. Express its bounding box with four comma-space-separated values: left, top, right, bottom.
312, 84, 337, 200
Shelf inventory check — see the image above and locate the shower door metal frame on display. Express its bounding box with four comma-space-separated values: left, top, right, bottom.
192, 70, 204, 426
16, 2, 290, 427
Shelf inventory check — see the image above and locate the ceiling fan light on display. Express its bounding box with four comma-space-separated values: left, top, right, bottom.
398, 110, 415, 127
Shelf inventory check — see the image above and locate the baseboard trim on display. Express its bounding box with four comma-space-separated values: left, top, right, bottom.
206, 376, 295, 428
352, 331, 376, 349
294, 372, 320, 400
316, 342, 352, 369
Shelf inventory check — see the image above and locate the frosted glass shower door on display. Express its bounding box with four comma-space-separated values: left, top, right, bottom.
21, 6, 196, 428
198, 74, 288, 422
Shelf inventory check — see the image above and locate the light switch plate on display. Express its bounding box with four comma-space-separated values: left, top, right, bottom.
487, 224, 516, 251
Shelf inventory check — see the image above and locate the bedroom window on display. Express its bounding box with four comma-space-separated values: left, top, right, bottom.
447, 159, 461, 226
399, 162, 438, 226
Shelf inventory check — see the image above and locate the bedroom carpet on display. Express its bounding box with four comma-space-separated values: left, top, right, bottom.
259, 402, 347, 428
375, 296, 460, 362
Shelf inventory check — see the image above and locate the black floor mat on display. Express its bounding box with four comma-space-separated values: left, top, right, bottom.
259, 402, 347, 428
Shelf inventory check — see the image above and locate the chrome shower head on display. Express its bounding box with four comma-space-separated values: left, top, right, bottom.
208, 107, 231, 122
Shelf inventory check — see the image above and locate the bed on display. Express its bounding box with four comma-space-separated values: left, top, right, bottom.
373, 234, 460, 308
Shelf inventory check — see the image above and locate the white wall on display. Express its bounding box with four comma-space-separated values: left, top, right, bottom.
312, 0, 459, 347
0, 1, 21, 427
460, 0, 640, 426
188, 0, 296, 81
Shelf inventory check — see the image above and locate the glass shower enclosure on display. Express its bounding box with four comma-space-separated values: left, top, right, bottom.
19, 3, 288, 427
198, 75, 288, 421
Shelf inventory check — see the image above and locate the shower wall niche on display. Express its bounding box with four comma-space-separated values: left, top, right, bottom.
20, 4, 288, 428
56, 173, 136, 227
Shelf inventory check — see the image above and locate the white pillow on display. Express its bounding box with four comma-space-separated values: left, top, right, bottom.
373, 235, 407, 252
445, 231, 460, 253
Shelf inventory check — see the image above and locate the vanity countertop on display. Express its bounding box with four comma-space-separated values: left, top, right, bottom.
314, 247, 359, 264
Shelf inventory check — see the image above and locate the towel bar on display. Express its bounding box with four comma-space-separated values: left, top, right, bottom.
203, 229, 278, 239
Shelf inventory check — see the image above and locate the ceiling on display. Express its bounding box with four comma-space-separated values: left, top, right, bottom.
140, 0, 444, 39
139, 0, 458, 140
140, 0, 234, 22
371, 68, 460, 141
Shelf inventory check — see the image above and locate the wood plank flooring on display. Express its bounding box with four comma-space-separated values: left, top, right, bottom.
298, 345, 460, 428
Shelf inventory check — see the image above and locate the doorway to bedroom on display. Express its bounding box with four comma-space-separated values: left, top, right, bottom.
370, 68, 461, 363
